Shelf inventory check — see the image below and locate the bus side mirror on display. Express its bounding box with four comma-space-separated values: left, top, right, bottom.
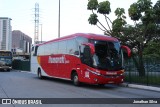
121, 45, 131, 57
82, 43, 95, 55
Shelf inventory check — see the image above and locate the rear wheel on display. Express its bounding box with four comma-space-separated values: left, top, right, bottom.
7, 69, 10, 72
72, 72, 80, 86
37, 68, 43, 79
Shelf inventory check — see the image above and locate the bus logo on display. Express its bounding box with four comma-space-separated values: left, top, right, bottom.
48, 56, 69, 64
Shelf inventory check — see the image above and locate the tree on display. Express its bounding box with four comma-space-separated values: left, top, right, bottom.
87, 0, 160, 77
87, 0, 126, 36
112, 8, 127, 38
127, 0, 160, 76
88, 0, 111, 35
143, 41, 160, 58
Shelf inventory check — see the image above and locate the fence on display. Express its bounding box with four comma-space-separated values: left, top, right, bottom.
12, 60, 30, 71
11, 58, 160, 86
124, 58, 160, 87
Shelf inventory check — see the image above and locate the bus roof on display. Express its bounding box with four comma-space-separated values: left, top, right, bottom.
36, 33, 119, 46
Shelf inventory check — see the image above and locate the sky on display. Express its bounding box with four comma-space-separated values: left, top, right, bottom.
0, 0, 157, 43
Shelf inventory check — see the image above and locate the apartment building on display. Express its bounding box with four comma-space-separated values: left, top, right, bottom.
12, 30, 32, 54
0, 17, 12, 51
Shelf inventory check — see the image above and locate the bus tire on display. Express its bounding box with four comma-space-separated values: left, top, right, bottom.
98, 84, 105, 87
37, 68, 43, 79
7, 69, 10, 72
72, 72, 80, 86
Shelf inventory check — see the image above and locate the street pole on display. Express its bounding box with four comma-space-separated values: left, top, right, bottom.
58, 0, 60, 38
40, 24, 42, 43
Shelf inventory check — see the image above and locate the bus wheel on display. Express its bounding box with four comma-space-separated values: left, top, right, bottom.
72, 72, 80, 86
98, 84, 105, 87
37, 69, 43, 79
7, 69, 10, 72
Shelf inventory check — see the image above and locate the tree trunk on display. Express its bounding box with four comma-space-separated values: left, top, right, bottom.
138, 52, 145, 77
132, 50, 145, 77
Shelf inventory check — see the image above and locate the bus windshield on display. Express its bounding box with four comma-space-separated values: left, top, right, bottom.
92, 40, 123, 71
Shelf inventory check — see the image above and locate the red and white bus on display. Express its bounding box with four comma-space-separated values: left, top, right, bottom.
31, 33, 131, 86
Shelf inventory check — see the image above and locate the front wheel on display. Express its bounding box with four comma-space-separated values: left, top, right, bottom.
72, 72, 80, 86
7, 69, 11, 72
98, 84, 105, 87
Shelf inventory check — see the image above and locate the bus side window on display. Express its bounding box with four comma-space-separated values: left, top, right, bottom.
67, 39, 79, 55
58, 41, 67, 54
52, 42, 58, 54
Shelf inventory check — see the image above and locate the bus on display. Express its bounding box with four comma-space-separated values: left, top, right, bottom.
0, 50, 12, 71
31, 33, 131, 86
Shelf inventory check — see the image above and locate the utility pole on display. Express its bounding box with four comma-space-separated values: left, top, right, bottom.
40, 24, 42, 43
58, 0, 60, 38
34, 3, 39, 44
41, 24, 42, 43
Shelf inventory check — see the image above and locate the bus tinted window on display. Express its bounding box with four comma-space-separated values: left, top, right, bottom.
76, 37, 88, 45
33, 46, 39, 56
44, 44, 51, 55
37, 45, 44, 55
51, 42, 58, 54
67, 39, 78, 55
58, 41, 67, 54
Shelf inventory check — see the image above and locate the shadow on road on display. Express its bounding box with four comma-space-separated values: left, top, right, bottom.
35, 76, 120, 90
0, 70, 10, 72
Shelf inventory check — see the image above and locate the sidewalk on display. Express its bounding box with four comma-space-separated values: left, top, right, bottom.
121, 83, 160, 92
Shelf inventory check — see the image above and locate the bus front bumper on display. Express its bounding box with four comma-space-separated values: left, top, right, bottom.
82, 69, 124, 85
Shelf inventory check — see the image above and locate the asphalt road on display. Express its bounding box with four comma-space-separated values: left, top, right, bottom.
0, 70, 160, 107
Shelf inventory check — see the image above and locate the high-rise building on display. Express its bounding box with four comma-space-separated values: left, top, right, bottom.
12, 30, 32, 54
0, 17, 12, 51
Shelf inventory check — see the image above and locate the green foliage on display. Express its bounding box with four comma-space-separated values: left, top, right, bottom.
137, 0, 152, 12
154, 0, 160, 14
122, 0, 160, 77
112, 8, 127, 37
87, 0, 112, 34
128, 3, 142, 21
143, 41, 160, 58
88, 14, 98, 25
87, 0, 98, 10
127, 0, 160, 49
97, 1, 111, 14
141, 9, 155, 25
115, 8, 125, 18
153, 0, 160, 23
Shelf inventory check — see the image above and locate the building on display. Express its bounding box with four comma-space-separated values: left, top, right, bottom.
12, 30, 32, 54
0, 17, 12, 51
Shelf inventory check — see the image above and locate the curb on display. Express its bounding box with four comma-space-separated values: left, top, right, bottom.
121, 83, 160, 92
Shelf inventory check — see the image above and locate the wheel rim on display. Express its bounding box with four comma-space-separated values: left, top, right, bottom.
38, 71, 41, 78
73, 75, 78, 85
